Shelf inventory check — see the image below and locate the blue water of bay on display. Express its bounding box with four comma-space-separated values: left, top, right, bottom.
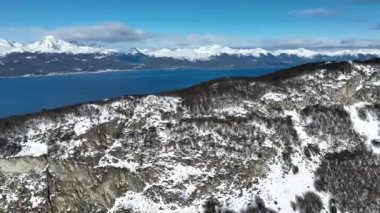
0, 67, 284, 118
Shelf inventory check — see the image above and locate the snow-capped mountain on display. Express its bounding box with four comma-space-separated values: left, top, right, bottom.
1, 36, 380, 60
1, 36, 380, 77
0, 59, 379, 212
0, 36, 114, 56
139, 45, 380, 61
0, 39, 24, 56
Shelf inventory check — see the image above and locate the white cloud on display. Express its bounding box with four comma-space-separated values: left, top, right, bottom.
1, 22, 380, 49
338, 38, 380, 47
51, 22, 148, 42
240, 38, 380, 49
153, 34, 226, 47
291, 8, 338, 17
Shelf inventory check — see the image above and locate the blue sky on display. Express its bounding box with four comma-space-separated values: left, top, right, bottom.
0, 0, 379, 49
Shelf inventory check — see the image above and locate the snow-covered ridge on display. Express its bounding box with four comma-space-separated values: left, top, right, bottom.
0, 61, 379, 212
138, 45, 380, 61
2, 36, 380, 61
0, 36, 115, 56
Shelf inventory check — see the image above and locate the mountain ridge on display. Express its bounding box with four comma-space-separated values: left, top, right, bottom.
1, 36, 380, 76
0, 59, 379, 212
0, 36, 115, 56
2, 36, 380, 59
139, 45, 380, 61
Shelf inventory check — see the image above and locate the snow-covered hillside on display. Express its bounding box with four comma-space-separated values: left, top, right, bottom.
0, 60, 379, 212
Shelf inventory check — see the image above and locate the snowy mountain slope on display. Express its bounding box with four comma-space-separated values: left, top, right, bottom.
0, 60, 379, 212
0, 36, 114, 56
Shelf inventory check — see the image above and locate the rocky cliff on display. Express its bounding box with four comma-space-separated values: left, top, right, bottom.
0, 59, 379, 212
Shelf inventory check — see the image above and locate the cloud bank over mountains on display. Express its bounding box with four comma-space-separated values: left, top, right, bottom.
52, 23, 148, 43
1, 21, 380, 50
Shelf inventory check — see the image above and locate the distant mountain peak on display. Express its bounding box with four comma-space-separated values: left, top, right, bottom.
37, 35, 58, 44
128, 47, 143, 55
2, 37, 380, 61
140, 45, 380, 61
30, 35, 64, 51
0, 36, 116, 56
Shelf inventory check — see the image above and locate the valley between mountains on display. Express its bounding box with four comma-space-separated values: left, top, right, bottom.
0, 59, 379, 212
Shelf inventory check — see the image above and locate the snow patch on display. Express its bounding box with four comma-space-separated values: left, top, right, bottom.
213, 106, 248, 117
109, 191, 200, 213
97, 154, 140, 172
345, 102, 380, 154
257, 153, 330, 213
261, 92, 287, 102
30, 196, 45, 208
16, 141, 48, 157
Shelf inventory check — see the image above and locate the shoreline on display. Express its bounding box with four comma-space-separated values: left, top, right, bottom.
0, 65, 286, 79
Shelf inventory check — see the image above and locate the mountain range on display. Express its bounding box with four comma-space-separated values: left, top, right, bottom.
0, 59, 379, 212
1, 36, 380, 76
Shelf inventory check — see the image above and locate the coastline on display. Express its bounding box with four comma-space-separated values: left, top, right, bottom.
0, 65, 286, 79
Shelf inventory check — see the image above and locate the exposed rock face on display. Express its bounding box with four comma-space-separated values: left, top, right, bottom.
0, 59, 379, 212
